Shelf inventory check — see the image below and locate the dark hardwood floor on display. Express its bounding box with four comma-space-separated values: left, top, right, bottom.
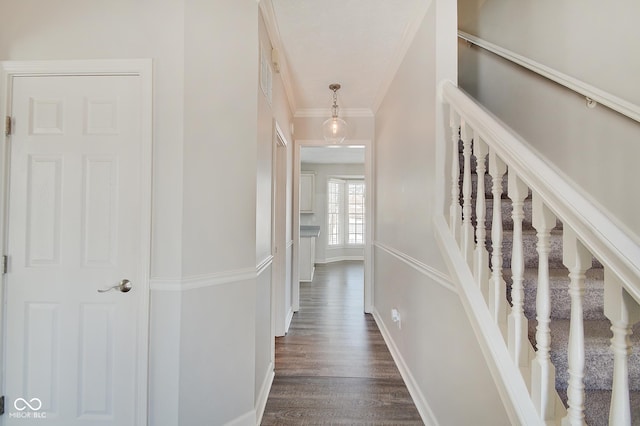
261, 261, 423, 425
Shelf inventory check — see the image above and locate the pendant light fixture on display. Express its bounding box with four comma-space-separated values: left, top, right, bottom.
322, 83, 348, 143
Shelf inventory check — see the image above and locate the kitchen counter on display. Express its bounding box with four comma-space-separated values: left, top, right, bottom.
299, 226, 320, 282
300, 225, 320, 238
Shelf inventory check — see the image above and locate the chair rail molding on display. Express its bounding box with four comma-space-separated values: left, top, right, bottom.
150, 256, 273, 292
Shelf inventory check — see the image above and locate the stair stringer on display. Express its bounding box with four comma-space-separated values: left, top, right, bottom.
435, 215, 546, 426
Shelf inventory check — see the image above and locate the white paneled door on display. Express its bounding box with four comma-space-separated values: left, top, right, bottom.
4, 74, 147, 425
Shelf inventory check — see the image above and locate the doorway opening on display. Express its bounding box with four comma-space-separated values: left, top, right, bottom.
293, 141, 373, 315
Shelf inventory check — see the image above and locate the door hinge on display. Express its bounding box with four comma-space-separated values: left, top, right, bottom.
2, 255, 7, 274
5, 116, 12, 136
0, 395, 4, 415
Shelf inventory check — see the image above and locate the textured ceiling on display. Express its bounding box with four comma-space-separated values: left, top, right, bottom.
269, 0, 426, 115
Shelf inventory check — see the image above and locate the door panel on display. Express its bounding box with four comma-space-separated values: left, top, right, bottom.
4, 75, 145, 425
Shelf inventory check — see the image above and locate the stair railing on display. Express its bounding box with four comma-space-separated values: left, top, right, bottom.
436, 81, 640, 425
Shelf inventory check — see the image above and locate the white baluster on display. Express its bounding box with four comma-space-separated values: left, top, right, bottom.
530, 193, 557, 422
604, 269, 640, 426
461, 121, 474, 265
561, 228, 591, 426
473, 134, 489, 299
488, 149, 507, 333
507, 172, 529, 371
449, 106, 461, 243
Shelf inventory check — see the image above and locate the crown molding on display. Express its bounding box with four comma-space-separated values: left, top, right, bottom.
258, 0, 297, 113
371, 0, 431, 113
294, 108, 374, 118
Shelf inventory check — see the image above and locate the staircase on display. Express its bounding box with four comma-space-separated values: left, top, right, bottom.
437, 81, 640, 425
475, 169, 640, 425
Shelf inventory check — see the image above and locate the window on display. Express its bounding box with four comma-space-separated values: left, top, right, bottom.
327, 179, 342, 246
327, 178, 365, 247
347, 181, 365, 244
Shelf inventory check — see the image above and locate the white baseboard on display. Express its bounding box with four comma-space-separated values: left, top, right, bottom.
317, 255, 364, 264
255, 362, 274, 425
372, 308, 439, 426
284, 307, 294, 334
224, 409, 255, 426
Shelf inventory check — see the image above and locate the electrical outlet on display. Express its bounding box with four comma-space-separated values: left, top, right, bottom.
391, 308, 401, 329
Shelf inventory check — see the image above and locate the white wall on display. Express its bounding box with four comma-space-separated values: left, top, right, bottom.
0, 2, 186, 423
179, 1, 260, 424
255, 8, 295, 411
458, 0, 640, 241
373, 2, 511, 424
458, 0, 640, 106
0, 1, 295, 425
300, 162, 365, 263
0, 0, 185, 280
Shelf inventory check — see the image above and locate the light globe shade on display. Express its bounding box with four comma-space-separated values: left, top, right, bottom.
322, 116, 348, 143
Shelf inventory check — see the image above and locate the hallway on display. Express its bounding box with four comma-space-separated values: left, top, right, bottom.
261, 261, 423, 424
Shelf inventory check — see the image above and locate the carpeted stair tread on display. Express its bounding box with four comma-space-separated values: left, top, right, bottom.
495, 229, 603, 270
475, 197, 564, 231
469, 172, 509, 199
527, 319, 640, 391
463, 158, 639, 420
556, 388, 640, 426
492, 229, 565, 269
504, 268, 606, 321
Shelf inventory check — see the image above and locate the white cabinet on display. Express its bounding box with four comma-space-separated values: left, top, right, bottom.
299, 236, 316, 282
300, 173, 315, 213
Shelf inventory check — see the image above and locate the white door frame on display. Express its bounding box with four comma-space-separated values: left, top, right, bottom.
0, 59, 153, 425
292, 139, 374, 313
271, 120, 289, 340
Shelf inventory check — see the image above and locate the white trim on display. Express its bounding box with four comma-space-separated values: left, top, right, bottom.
442, 80, 640, 304
274, 121, 288, 147
272, 121, 289, 339
224, 410, 256, 426
433, 215, 542, 425
373, 241, 456, 293
284, 307, 294, 333
0, 59, 153, 426
317, 256, 364, 264
1, 59, 151, 76
294, 138, 374, 313
258, 0, 297, 112
257, 255, 274, 276
458, 31, 640, 124
150, 266, 262, 292
294, 108, 374, 118
148, 277, 186, 292
372, 308, 439, 426
255, 362, 275, 425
